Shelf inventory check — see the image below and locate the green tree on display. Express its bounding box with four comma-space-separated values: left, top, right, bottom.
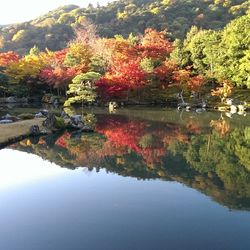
237, 50, 250, 88
140, 57, 155, 73
89, 55, 108, 74
219, 13, 250, 87
170, 39, 189, 67
0, 66, 9, 97
64, 72, 101, 106
202, 30, 222, 77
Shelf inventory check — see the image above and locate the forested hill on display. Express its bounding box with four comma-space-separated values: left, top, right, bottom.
0, 0, 249, 54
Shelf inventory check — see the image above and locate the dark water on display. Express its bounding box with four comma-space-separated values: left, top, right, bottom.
0, 107, 250, 250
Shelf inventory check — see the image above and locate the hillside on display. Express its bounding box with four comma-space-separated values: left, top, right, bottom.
0, 0, 249, 54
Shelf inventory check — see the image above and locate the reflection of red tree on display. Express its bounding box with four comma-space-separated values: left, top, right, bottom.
96, 117, 147, 153
95, 116, 190, 166
163, 131, 189, 146
51, 116, 201, 168
55, 132, 70, 148
140, 148, 166, 166
186, 120, 202, 134
97, 140, 127, 158
210, 119, 230, 137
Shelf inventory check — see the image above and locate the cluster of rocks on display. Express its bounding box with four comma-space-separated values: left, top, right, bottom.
0, 109, 94, 149
215, 99, 248, 115
0, 108, 93, 133
36, 109, 93, 132
0, 97, 28, 104
177, 101, 207, 113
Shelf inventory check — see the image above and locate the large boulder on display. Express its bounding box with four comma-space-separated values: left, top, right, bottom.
67, 115, 94, 132
35, 112, 45, 118
35, 109, 49, 118
69, 115, 84, 129
29, 125, 40, 136
6, 97, 17, 103
40, 109, 49, 117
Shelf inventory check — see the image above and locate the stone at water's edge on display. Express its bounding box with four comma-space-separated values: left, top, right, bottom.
0, 118, 44, 148
69, 115, 84, 129
1, 113, 19, 122
0, 119, 13, 124
29, 125, 40, 136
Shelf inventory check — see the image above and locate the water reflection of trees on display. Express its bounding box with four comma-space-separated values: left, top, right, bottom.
11, 114, 250, 210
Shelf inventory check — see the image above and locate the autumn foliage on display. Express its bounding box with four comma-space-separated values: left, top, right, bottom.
0, 51, 19, 67
211, 80, 233, 102
0, 26, 206, 100
139, 28, 173, 60
39, 66, 79, 89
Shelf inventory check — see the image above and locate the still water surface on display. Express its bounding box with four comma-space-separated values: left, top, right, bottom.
0, 107, 250, 250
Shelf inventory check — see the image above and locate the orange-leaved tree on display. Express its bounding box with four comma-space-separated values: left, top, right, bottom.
0, 51, 20, 67
97, 59, 147, 100
138, 28, 173, 60
211, 80, 233, 103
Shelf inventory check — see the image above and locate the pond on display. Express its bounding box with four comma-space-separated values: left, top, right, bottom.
0, 107, 250, 250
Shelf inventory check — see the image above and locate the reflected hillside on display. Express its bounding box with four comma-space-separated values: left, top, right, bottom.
10, 111, 250, 210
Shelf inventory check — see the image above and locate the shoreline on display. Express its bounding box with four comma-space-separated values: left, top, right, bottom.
0, 118, 44, 149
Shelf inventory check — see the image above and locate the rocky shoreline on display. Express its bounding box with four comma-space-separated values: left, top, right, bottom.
0, 110, 95, 149
0, 93, 249, 149
0, 118, 44, 149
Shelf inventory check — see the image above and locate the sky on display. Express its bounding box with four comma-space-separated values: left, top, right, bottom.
0, 0, 114, 25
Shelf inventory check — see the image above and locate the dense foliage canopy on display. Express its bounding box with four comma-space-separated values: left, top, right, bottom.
0, 0, 249, 102
0, 26, 209, 103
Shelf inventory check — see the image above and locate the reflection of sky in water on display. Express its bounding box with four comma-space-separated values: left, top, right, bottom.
0, 149, 70, 191
0, 148, 250, 249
